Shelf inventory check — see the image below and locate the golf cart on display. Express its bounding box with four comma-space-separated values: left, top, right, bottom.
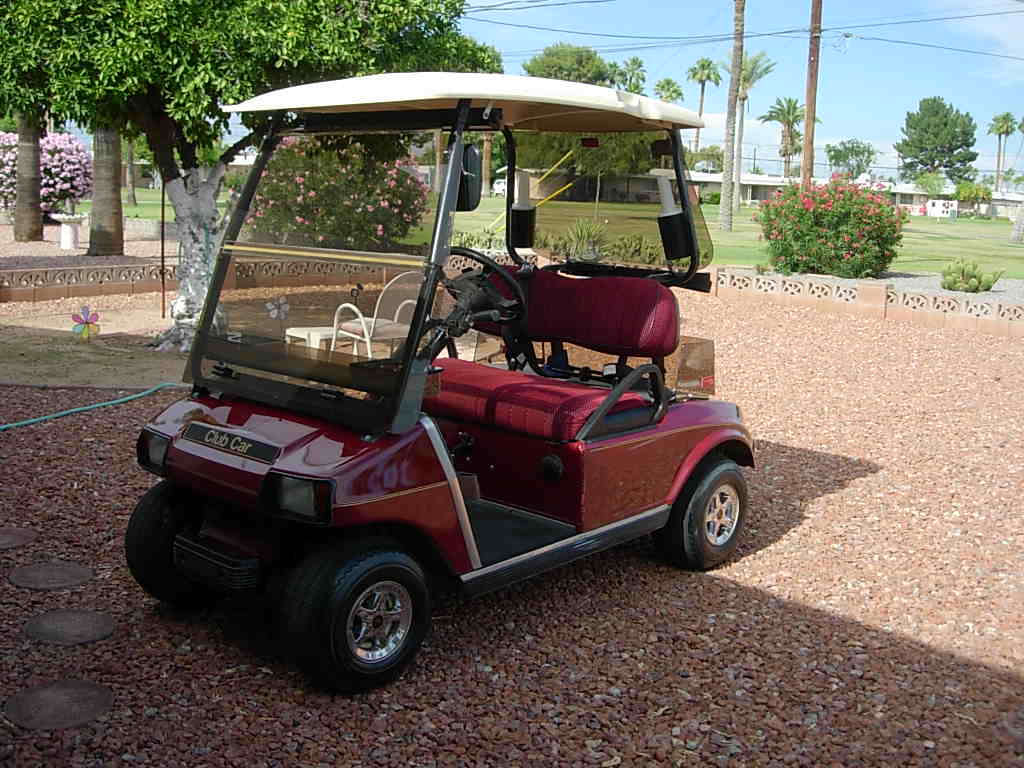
128, 72, 753, 692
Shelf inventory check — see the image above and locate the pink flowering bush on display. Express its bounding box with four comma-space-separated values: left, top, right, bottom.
0, 132, 92, 213
245, 138, 428, 248
755, 175, 905, 278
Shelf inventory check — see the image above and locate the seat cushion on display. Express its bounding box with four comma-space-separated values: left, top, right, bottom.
423, 358, 649, 441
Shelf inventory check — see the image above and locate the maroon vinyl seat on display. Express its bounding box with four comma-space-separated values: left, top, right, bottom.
422, 358, 649, 442
422, 270, 680, 442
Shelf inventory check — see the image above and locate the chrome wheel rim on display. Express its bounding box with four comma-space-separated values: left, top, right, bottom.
345, 580, 413, 664
703, 484, 740, 547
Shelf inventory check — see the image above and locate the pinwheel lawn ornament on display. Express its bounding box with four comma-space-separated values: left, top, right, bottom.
266, 296, 289, 335
72, 306, 100, 341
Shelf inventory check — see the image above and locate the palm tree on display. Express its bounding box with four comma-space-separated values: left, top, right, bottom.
988, 112, 1015, 192
621, 56, 646, 94
87, 126, 124, 256
720, 1, 745, 232
759, 97, 807, 177
724, 51, 776, 214
687, 57, 721, 153
606, 61, 624, 89
654, 78, 683, 104
13, 111, 43, 242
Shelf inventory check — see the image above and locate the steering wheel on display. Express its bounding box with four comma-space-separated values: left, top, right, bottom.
443, 246, 527, 328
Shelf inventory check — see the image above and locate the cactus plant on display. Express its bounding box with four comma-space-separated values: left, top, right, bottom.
940, 259, 1004, 292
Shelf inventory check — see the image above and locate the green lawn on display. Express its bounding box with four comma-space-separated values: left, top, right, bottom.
451, 197, 1024, 279
78, 187, 230, 221
83, 189, 1024, 278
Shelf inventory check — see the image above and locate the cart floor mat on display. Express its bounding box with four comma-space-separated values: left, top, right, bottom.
469, 500, 576, 567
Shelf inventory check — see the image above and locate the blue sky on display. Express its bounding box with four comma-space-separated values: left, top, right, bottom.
461, 0, 1024, 177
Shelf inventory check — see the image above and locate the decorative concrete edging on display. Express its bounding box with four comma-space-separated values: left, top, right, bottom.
0, 251, 531, 304
713, 268, 1024, 339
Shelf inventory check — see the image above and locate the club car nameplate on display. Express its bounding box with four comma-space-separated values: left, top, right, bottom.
182, 424, 280, 463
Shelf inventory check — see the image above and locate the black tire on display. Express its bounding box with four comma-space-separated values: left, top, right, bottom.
277, 544, 431, 693
654, 457, 747, 570
124, 480, 214, 608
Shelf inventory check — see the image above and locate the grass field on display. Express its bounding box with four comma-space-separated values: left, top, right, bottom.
82, 188, 1024, 278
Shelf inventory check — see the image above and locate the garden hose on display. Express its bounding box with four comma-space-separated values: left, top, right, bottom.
0, 383, 180, 433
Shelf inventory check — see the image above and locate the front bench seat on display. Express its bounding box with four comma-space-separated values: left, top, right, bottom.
422, 270, 680, 442
422, 358, 650, 442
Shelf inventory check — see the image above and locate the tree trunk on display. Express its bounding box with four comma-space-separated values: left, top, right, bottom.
158, 165, 229, 351
782, 126, 791, 177
482, 132, 493, 196
13, 112, 43, 242
87, 127, 124, 257
732, 99, 746, 216
720, 0, 745, 232
433, 130, 443, 193
1011, 203, 1024, 243
694, 83, 706, 152
125, 139, 138, 207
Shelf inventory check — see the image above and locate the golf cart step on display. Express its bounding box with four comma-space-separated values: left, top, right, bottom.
468, 500, 575, 567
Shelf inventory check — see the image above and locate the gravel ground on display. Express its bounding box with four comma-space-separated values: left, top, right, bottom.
0, 225, 176, 269
1, 291, 1023, 766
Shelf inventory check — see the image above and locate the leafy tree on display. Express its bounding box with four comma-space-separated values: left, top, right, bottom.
522, 43, 611, 85
759, 98, 808, 178
0, 114, 15, 132
895, 97, 978, 184
724, 51, 775, 213
653, 78, 683, 104
686, 144, 723, 172
620, 57, 646, 95
0, 0, 498, 347
954, 179, 991, 213
914, 171, 946, 199
824, 139, 877, 180
687, 57, 721, 153
987, 112, 1015, 191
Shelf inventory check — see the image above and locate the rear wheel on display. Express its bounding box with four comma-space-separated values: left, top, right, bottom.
125, 480, 214, 607
655, 457, 747, 570
277, 544, 431, 693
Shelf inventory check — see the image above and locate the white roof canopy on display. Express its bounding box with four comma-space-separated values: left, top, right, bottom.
226, 72, 703, 132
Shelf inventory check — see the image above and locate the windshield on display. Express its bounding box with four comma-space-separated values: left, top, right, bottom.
514, 130, 712, 272
191, 131, 466, 425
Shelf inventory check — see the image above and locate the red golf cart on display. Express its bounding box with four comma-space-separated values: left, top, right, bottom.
128, 73, 753, 692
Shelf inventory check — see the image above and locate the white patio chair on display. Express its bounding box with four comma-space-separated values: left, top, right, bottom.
330, 270, 421, 358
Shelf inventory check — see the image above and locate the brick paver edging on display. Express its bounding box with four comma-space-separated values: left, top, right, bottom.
713, 267, 1024, 339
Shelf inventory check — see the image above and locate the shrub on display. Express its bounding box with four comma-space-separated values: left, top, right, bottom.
0, 132, 92, 213
704, 191, 721, 205
755, 176, 905, 278
940, 259, 1003, 292
245, 137, 428, 248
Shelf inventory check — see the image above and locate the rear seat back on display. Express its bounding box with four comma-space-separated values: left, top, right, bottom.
521, 269, 679, 358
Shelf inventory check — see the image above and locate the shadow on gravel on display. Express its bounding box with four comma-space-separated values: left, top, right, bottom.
738, 439, 881, 561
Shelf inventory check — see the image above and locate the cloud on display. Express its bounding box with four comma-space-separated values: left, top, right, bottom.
928, 0, 1024, 81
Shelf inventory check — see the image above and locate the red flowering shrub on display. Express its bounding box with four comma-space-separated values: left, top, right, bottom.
245, 137, 428, 249
755, 176, 905, 278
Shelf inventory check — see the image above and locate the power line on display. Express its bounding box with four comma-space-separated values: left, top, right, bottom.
465, 0, 614, 12
844, 33, 1024, 62
466, 6, 1024, 44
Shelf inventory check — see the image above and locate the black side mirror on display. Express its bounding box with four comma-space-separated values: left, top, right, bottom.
457, 144, 482, 212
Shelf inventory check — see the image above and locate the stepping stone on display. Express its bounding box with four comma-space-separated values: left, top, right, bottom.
0, 527, 38, 550
8, 561, 93, 591
25, 610, 114, 646
4, 680, 113, 730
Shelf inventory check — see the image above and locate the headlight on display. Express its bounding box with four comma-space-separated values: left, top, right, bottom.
267, 474, 333, 523
137, 430, 170, 475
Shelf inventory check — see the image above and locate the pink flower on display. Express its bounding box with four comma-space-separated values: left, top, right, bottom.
376, 224, 385, 236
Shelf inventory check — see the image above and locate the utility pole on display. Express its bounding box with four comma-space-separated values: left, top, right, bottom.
801, 0, 823, 190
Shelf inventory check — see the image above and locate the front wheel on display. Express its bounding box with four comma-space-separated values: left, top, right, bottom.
277, 545, 431, 693
124, 480, 215, 607
654, 457, 747, 570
